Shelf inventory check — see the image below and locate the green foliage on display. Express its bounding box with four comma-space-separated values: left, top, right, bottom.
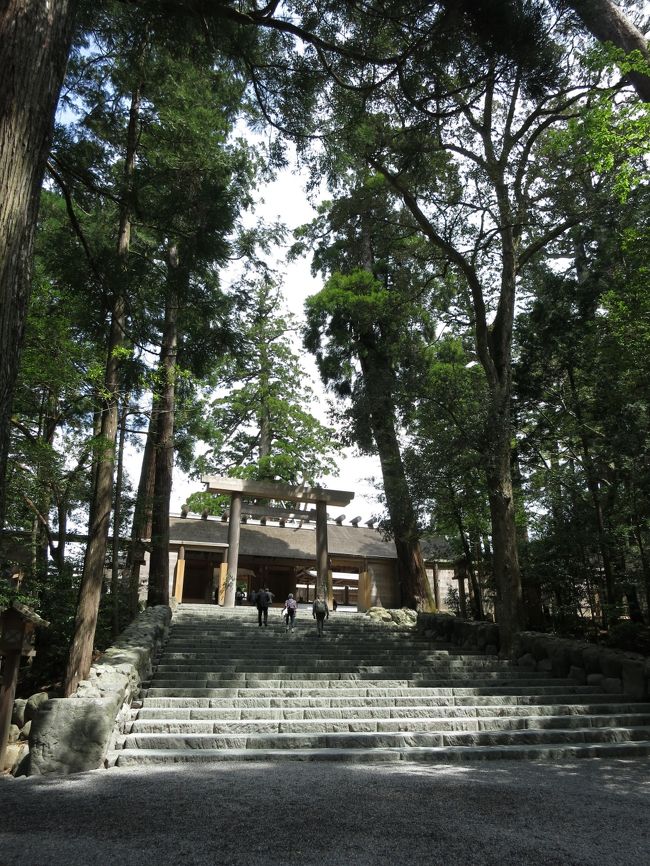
606, 622, 650, 656
190, 279, 340, 488
545, 45, 650, 202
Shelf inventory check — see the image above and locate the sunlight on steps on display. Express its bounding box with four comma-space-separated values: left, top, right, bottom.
113, 604, 650, 765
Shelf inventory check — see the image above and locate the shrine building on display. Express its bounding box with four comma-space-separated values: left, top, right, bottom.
139, 477, 456, 611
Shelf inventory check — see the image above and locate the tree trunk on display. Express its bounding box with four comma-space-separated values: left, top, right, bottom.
566, 364, 618, 619
486, 407, 524, 654
128, 407, 158, 615
565, 0, 650, 102
0, 2, 76, 531
632, 521, 650, 623
147, 244, 180, 607
359, 347, 434, 611
258, 320, 272, 463
111, 398, 128, 637
64, 83, 141, 696
452, 499, 483, 619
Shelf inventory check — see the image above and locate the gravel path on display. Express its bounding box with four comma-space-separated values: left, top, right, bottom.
2, 758, 649, 866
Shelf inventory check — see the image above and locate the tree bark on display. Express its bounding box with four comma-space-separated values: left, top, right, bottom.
0, 1, 77, 530
481, 369, 525, 651
128, 407, 157, 615
64, 83, 141, 696
565, 364, 619, 620
111, 398, 128, 637
451, 497, 484, 619
359, 345, 434, 610
564, 0, 650, 102
147, 244, 180, 607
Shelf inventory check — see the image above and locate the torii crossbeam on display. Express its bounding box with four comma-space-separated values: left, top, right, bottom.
201, 476, 355, 607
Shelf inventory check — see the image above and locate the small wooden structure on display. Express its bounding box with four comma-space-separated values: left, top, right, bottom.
0, 602, 49, 768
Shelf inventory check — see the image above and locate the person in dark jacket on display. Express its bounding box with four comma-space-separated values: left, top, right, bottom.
312, 595, 329, 636
257, 587, 270, 627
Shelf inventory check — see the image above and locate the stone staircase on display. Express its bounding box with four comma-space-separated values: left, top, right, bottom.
114, 604, 650, 765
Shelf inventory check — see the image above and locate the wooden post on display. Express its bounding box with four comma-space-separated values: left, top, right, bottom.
173, 544, 185, 603
358, 571, 370, 612
315, 499, 330, 600
432, 562, 440, 610
456, 562, 468, 619
1, 604, 48, 769
218, 562, 228, 605
225, 492, 242, 608
0, 649, 20, 769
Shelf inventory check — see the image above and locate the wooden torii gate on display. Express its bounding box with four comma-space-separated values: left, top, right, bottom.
201, 476, 355, 608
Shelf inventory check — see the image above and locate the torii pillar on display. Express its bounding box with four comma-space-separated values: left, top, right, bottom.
224, 492, 242, 608
202, 476, 354, 608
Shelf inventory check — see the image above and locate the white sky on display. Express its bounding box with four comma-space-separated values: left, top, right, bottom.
167, 149, 384, 522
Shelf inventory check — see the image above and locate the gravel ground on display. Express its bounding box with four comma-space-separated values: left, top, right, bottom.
1, 758, 649, 866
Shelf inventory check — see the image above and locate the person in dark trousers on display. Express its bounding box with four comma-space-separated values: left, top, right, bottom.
312, 594, 329, 636
284, 593, 297, 632
257, 587, 270, 626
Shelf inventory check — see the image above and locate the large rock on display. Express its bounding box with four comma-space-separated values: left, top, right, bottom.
2, 742, 28, 775
24, 691, 48, 722
366, 607, 417, 627
28, 696, 121, 776
11, 698, 27, 728
621, 656, 647, 698
27, 604, 171, 776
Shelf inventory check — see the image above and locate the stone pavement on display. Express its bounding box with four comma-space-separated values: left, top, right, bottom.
1, 757, 649, 865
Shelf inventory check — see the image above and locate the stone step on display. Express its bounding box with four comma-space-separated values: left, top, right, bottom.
128, 713, 650, 735
120, 725, 650, 752
147, 672, 558, 686
133, 703, 650, 721
114, 740, 650, 766
116, 605, 649, 767
152, 652, 523, 673
136, 692, 635, 709
142, 683, 602, 697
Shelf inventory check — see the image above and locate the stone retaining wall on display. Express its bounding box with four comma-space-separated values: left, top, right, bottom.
417, 612, 500, 654
26, 605, 171, 776
416, 613, 650, 700
512, 630, 650, 699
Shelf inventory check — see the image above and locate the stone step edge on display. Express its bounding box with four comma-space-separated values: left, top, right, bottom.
121, 726, 650, 749
113, 740, 650, 766
126, 715, 650, 734
132, 703, 650, 718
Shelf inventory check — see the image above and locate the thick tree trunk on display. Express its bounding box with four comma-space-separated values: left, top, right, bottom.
64, 84, 141, 696
565, 0, 650, 102
485, 440, 524, 653
147, 245, 180, 607
0, 2, 76, 529
128, 408, 157, 615
111, 399, 128, 637
359, 348, 435, 611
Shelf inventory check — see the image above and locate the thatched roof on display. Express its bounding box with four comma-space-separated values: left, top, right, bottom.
167, 516, 452, 563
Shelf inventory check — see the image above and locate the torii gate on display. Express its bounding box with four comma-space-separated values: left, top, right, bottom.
201, 476, 355, 607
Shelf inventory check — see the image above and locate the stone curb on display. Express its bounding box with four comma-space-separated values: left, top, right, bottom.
25, 605, 171, 776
